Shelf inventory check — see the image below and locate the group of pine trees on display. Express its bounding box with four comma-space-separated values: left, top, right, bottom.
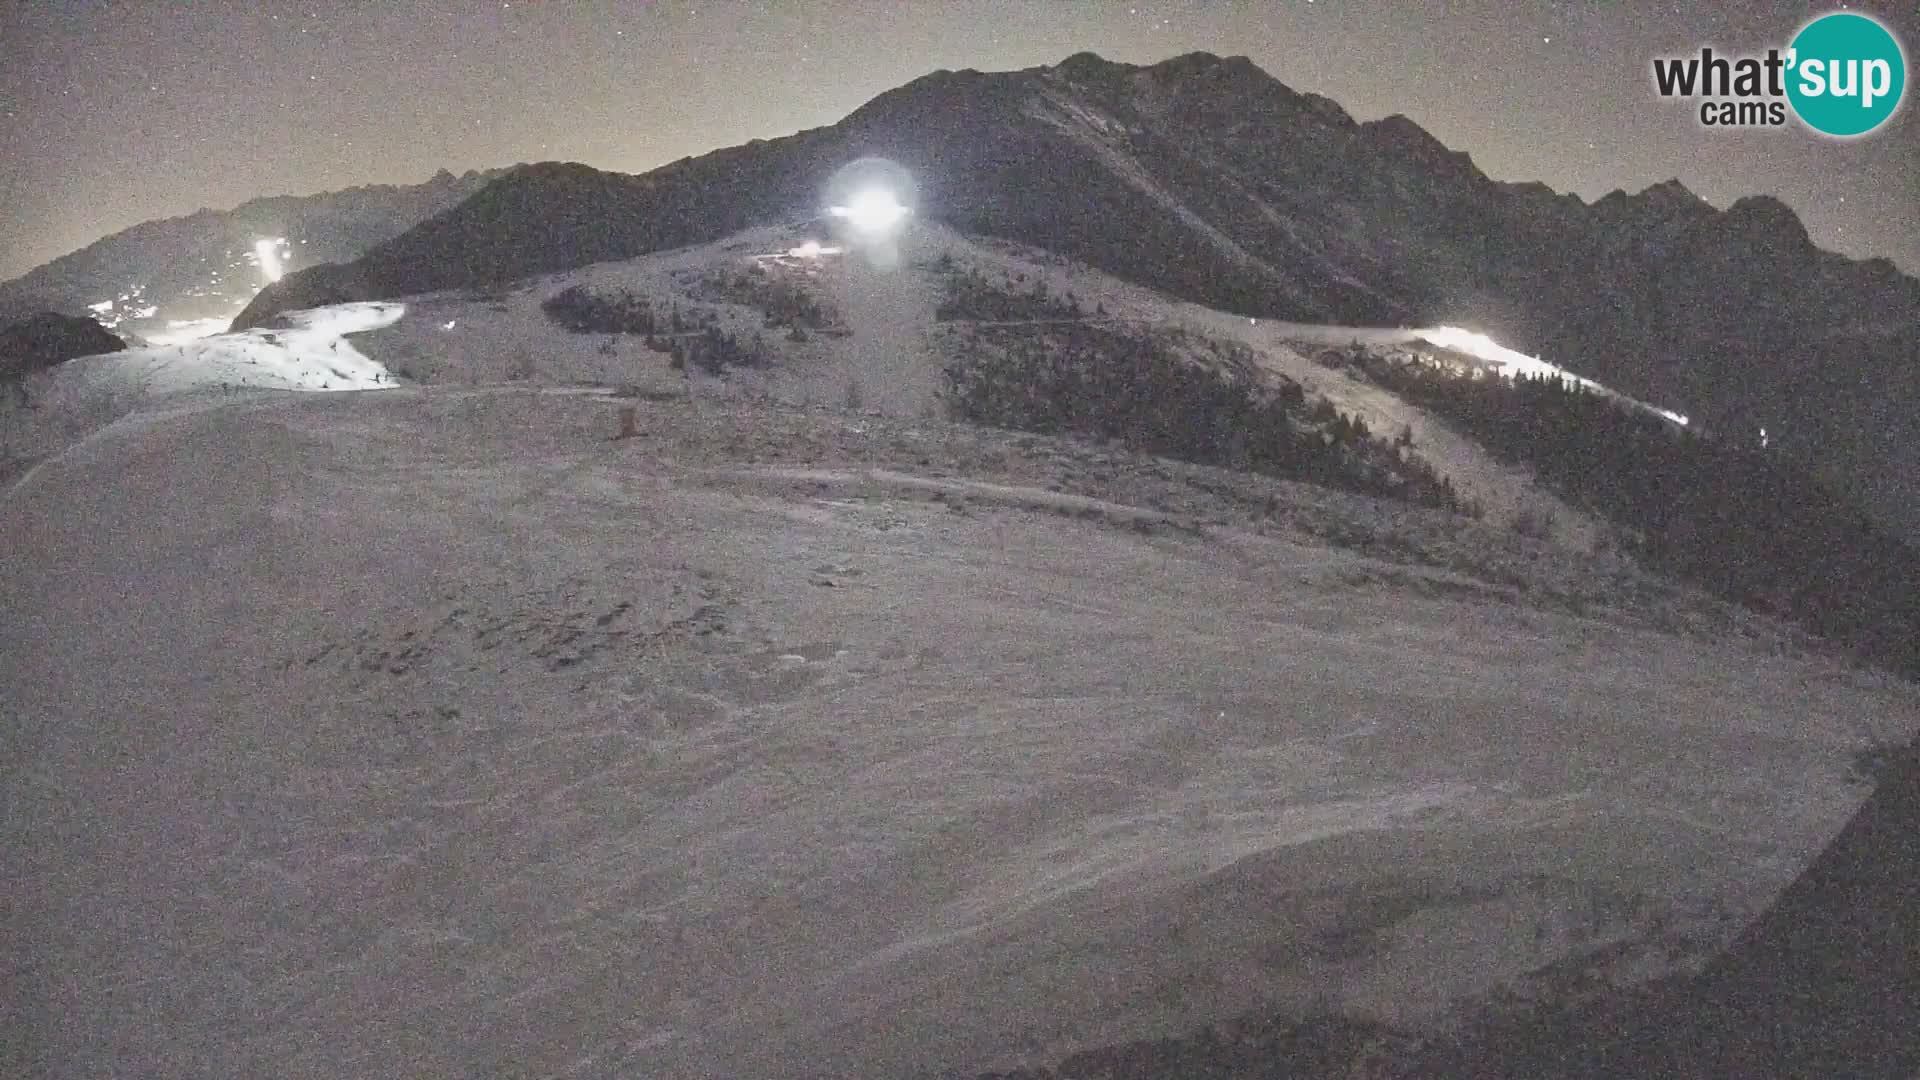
934, 266, 1095, 323
667, 324, 769, 375
1353, 351, 1920, 675
942, 323, 1466, 513
541, 284, 774, 375
697, 267, 834, 331
541, 284, 658, 335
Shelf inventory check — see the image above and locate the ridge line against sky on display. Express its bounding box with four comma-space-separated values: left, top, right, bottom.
2, 0, 1915, 280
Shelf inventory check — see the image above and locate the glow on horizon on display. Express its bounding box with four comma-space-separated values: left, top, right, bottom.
146, 318, 231, 345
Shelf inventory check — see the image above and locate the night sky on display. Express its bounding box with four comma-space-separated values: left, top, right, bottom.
3, 0, 1916, 280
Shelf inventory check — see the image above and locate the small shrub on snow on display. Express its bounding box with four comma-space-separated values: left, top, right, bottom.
1510, 507, 1556, 541
541, 285, 657, 335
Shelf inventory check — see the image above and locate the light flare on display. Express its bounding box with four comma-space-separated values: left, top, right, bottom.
828, 188, 910, 235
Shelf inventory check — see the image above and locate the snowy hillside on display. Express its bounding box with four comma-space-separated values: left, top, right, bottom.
0, 302, 401, 486
6, 219, 1918, 1078
5, 383, 1917, 1079
5, 218, 1695, 553
309, 221, 1608, 548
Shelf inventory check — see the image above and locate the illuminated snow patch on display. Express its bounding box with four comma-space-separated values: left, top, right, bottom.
270, 300, 404, 339
750, 240, 846, 263
1418, 325, 1689, 428
1420, 326, 1607, 393
216, 301, 407, 391
77, 302, 408, 399
146, 318, 232, 345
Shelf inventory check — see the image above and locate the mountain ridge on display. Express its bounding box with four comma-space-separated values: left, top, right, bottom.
235, 50, 1918, 338
56, 49, 1920, 539
0, 167, 507, 338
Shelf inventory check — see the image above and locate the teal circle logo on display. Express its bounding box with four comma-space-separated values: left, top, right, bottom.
1786, 12, 1906, 137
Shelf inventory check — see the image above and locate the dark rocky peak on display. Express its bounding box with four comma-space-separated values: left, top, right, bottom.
1147, 50, 1256, 79
1652, 193, 1818, 275
1591, 179, 1717, 235
1293, 87, 1360, 130
1361, 114, 1449, 157
1126, 51, 1355, 132
1500, 180, 1588, 223
1357, 114, 1484, 182
1054, 50, 1131, 84
1720, 194, 1813, 249
1591, 187, 1634, 213
1637, 179, 1718, 227
1504, 179, 1562, 201
1639, 177, 1708, 209
838, 63, 1027, 132
0, 312, 125, 379
1147, 51, 1298, 100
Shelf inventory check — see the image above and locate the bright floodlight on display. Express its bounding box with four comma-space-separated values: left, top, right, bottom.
829, 188, 910, 235
254, 238, 284, 283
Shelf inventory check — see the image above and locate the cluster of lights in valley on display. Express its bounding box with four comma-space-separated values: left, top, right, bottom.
85, 236, 293, 345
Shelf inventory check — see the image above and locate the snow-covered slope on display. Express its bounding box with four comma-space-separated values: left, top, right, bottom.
5, 387, 1915, 1079
312, 220, 1620, 549
1, 302, 402, 486
0, 216, 1791, 556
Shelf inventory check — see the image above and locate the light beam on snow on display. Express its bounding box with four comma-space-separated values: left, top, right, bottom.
1420, 326, 1606, 390
752, 241, 846, 262
1419, 325, 1690, 428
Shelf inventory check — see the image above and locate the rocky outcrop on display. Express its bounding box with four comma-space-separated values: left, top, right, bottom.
0, 312, 125, 381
